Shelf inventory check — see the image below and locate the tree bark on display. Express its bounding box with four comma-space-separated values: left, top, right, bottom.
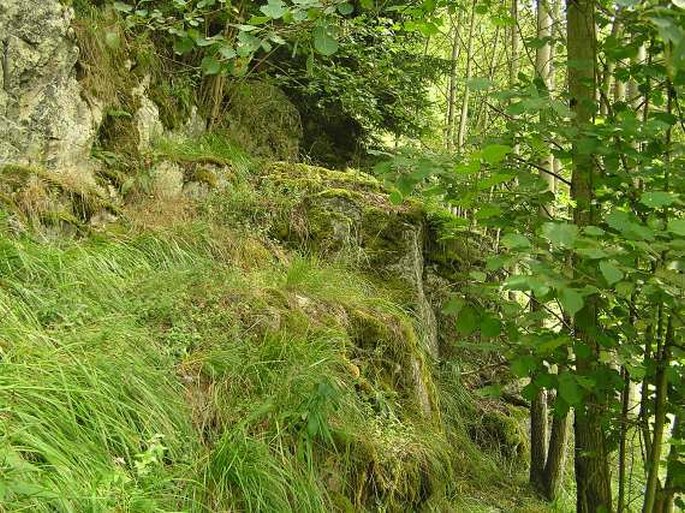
544, 410, 570, 501
457, 0, 477, 151
567, 0, 613, 511
530, 389, 549, 493
446, 15, 462, 150
643, 317, 673, 513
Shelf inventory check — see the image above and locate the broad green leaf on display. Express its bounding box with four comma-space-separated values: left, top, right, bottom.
537, 336, 570, 354
542, 222, 579, 247
501, 233, 531, 250
389, 190, 403, 205
511, 355, 537, 378
312, 26, 338, 56
201, 55, 221, 75
583, 226, 606, 237
173, 37, 194, 55
467, 77, 494, 91
599, 260, 623, 285
260, 0, 287, 19
456, 305, 479, 336
481, 144, 512, 165
576, 247, 608, 259
615, 281, 635, 298
668, 219, 685, 236
558, 372, 583, 405
475, 205, 502, 220
442, 297, 465, 316
113, 1, 134, 13
559, 287, 584, 316
640, 191, 678, 208
337, 2, 354, 14
505, 274, 532, 291
219, 46, 237, 59
480, 317, 502, 338
470, 271, 487, 282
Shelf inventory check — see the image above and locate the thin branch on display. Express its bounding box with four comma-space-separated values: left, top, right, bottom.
511, 154, 572, 186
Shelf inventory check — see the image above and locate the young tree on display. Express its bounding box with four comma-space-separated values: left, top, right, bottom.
567, 0, 613, 510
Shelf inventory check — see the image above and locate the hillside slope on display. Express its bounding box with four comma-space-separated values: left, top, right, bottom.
0, 141, 551, 512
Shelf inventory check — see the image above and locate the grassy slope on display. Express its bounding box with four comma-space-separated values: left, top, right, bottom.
0, 138, 557, 512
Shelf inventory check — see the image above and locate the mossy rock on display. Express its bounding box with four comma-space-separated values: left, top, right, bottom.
0, 164, 117, 233
472, 407, 527, 463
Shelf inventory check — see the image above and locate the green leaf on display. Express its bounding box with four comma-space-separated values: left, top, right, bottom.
470, 271, 487, 282
501, 233, 531, 250
667, 218, 685, 236
599, 261, 623, 285
219, 46, 237, 59
337, 2, 354, 14
640, 191, 678, 208
201, 55, 221, 75
113, 1, 134, 13
260, 0, 287, 19
511, 355, 536, 378
389, 190, 403, 205
456, 305, 479, 336
559, 287, 584, 316
173, 37, 194, 55
467, 77, 494, 91
442, 297, 465, 316
312, 26, 338, 56
542, 222, 579, 247
481, 144, 512, 165
480, 317, 502, 338
558, 372, 583, 405
576, 247, 608, 259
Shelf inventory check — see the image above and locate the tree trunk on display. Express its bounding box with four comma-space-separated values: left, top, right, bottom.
446, 16, 462, 150
567, 0, 613, 510
530, 389, 549, 493
544, 410, 570, 501
536, 0, 555, 200
643, 317, 673, 513
509, 0, 519, 87
457, 0, 477, 151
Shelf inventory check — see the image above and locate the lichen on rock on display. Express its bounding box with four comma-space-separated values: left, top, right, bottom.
0, 0, 101, 170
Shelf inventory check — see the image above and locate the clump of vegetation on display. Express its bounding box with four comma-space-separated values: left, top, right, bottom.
0, 143, 538, 511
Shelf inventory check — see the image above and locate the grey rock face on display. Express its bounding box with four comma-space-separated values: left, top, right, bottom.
0, 0, 100, 170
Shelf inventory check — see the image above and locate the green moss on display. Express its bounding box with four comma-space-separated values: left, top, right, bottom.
474, 408, 527, 463
187, 167, 219, 188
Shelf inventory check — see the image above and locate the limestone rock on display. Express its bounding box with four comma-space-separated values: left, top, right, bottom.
133, 76, 164, 151
262, 163, 441, 414
0, 0, 100, 170
151, 161, 184, 199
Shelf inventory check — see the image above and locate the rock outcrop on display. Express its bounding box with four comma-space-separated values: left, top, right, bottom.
0, 1, 101, 172
260, 163, 440, 415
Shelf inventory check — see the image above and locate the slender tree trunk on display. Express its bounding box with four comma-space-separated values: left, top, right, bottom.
567, 0, 613, 511
446, 16, 462, 150
544, 409, 570, 501
530, 388, 549, 492
536, 0, 555, 197
661, 412, 683, 513
457, 0, 477, 151
600, 10, 622, 115
617, 367, 631, 513
510, 0, 519, 87
643, 316, 673, 513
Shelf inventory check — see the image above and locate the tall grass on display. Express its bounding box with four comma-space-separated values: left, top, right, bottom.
0, 208, 535, 511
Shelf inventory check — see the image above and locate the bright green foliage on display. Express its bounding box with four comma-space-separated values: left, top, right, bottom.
372, 0, 685, 509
